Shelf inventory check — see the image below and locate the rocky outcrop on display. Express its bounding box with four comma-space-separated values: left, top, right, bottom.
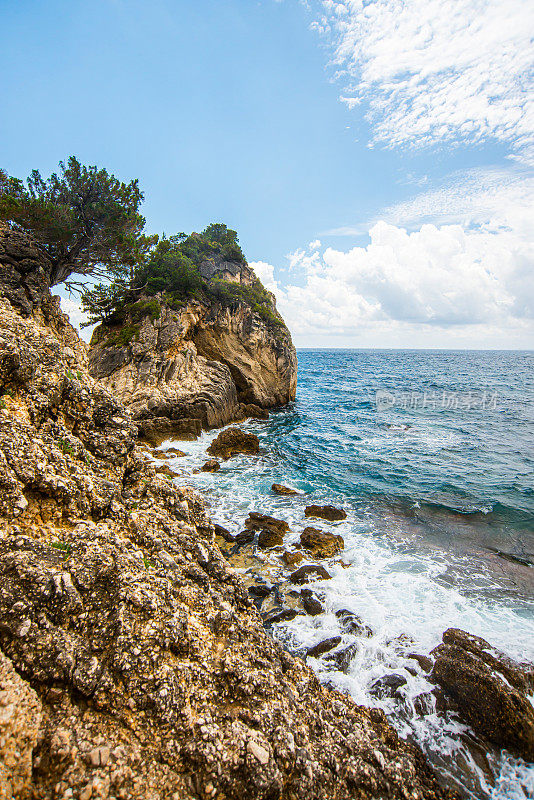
207, 427, 260, 459
87, 256, 297, 438
0, 222, 53, 317
0, 238, 454, 799
431, 628, 534, 760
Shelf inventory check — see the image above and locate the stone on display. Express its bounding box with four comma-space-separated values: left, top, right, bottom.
0, 649, 42, 800
272, 483, 298, 495
281, 550, 304, 568
328, 642, 359, 673
299, 527, 344, 558
306, 637, 342, 659
304, 505, 347, 521
200, 459, 220, 472
234, 530, 256, 546
408, 653, 433, 673
300, 589, 324, 616
207, 428, 260, 459
241, 404, 269, 421
213, 523, 235, 542
138, 417, 201, 445
335, 609, 373, 637
248, 584, 273, 599
263, 608, 299, 625
257, 528, 285, 548
289, 564, 332, 584
244, 512, 290, 534
370, 674, 408, 699
431, 628, 534, 760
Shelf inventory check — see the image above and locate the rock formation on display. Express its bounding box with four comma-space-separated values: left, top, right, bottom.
87, 248, 297, 440
0, 225, 456, 799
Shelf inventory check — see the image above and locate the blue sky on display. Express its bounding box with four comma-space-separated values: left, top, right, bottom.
1, 0, 533, 348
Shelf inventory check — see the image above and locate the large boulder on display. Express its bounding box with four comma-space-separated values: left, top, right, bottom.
305, 505, 347, 521
300, 527, 344, 558
431, 628, 534, 760
207, 427, 260, 459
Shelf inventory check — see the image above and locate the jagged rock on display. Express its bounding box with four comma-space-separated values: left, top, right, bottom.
300, 526, 344, 558
245, 512, 290, 534
370, 675, 408, 699
214, 523, 235, 542
164, 446, 186, 457
263, 608, 300, 625
0, 228, 456, 800
301, 589, 324, 616
201, 459, 220, 472
0, 649, 42, 800
290, 564, 332, 584
305, 504, 347, 521
431, 628, 534, 760
234, 529, 256, 546
335, 609, 373, 637
281, 550, 304, 568
307, 637, 342, 659
272, 483, 298, 495
408, 653, 433, 673
327, 643, 360, 674
137, 417, 201, 445
240, 403, 269, 420
207, 427, 260, 459
248, 584, 273, 599
258, 528, 285, 548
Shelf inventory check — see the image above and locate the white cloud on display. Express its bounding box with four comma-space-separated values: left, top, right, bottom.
59, 296, 95, 343
312, 0, 534, 153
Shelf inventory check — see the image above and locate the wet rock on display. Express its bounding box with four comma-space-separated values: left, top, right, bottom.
306, 637, 342, 659
244, 512, 290, 535
138, 417, 201, 445
327, 642, 359, 673
413, 692, 435, 717
248, 584, 273, 599
257, 528, 285, 548
431, 628, 534, 760
241, 403, 269, 420
408, 653, 433, 673
289, 564, 332, 584
370, 674, 408, 699
335, 609, 373, 637
200, 459, 220, 472
214, 523, 235, 542
300, 526, 344, 558
263, 608, 299, 625
304, 504, 347, 521
281, 550, 304, 568
155, 464, 178, 479
234, 529, 256, 546
300, 589, 324, 616
272, 483, 298, 495
163, 446, 186, 457
207, 427, 259, 459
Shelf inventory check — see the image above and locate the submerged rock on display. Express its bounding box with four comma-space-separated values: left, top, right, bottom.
301, 589, 325, 616
307, 637, 342, 659
263, 608, 300, 625
281, 550, 304, 568
305, 504, 347, 521
335, 609, 373, 637
300, 526, 344, 558
258, 528, 285, 548
431, 628, 534, 760
272, 483, 299, 495
289, 564, 332, 584
207, 427, 260, 459
201, 458, 220, 472
370, 674, 408, 699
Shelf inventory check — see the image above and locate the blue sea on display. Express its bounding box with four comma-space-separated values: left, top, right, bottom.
155, 349, 534, 799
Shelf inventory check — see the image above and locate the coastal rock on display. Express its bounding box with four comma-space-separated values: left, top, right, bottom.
290, 564, 332, 584
244, 512, 290, 535
272, 483, 299, 495
431, 628, 534, 760
301, 589, 325, 616
207, 427, 260, 459
201, 458, 220, 472
300, 526, 344, 558
263, 608, 300, 626
240, 403, 269, 420
0, 227, 457, 800
305, 504, 347, 521
370, 675, 408, 699
336, 609, 373, 638
258, 528, 285, 548
214, 523, 235, 542
137, 417, 201, 445
307, 637, 342, 659
281, 550, 304, 568
0, 650, 42, 800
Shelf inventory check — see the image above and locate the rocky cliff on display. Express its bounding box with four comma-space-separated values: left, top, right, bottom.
87, 249, 297, 443
0, 229, 453, 799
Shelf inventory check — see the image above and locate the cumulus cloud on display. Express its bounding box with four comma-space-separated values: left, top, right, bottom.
312, 0, 534, 153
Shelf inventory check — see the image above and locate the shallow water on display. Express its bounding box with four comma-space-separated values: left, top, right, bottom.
155, 349, 534, 799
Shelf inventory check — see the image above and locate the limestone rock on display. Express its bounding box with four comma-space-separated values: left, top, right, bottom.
307, 637, 342, 659
201, 459, 220, 472
300, 526, 344, 558
305, 504, 347, 521
272, 483, 298, 495
431, 628, 534, 760
244, 512, 290, 534
290, 564, 332, 584
0, 649, 42, 800
207, 427, 260, 459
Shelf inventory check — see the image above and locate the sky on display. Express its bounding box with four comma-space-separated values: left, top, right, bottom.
1, 0, 533, 348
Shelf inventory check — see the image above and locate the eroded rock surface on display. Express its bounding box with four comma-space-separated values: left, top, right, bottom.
207, 427, 260, 459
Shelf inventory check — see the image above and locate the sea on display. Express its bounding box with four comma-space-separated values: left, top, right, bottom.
153, 349, 534, 799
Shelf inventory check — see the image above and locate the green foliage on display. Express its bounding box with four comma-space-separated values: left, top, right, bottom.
50, 541, 72, 559
209, 278, 284, 327
105, 323, 141, 347
0, 157, 155, 286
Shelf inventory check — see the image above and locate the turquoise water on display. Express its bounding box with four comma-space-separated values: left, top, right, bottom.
157, 349, 534, 799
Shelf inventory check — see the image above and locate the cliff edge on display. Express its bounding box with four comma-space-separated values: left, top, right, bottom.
0, 228, 453, 799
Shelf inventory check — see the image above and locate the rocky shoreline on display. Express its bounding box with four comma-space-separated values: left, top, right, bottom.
1, 224, 533, 800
